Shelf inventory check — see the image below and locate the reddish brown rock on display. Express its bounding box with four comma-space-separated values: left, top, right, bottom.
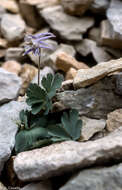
56, 52, 89, 72
65, 68, 77, 80
2, 60, 21, 75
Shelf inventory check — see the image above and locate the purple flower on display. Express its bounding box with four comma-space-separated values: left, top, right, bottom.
23, 32, 56, 56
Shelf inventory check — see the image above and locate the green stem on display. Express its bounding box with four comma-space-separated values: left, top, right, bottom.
38, 50, 41, 86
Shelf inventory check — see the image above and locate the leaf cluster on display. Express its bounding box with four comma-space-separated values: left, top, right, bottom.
15, 74, 82, 154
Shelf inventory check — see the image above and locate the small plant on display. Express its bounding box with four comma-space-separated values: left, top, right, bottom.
15, 32, 82, 154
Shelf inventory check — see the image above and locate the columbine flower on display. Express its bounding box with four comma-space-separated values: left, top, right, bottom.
23, 32, 56, 56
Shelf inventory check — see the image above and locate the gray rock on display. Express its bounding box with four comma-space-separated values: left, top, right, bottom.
0, 101, 28, 174
100, 20, 122, 49
0, 182, 7, 190
56, 74, 122, 119
61, 0, 93, 16
32, 66, 54, 86
107, 0, 122, 35
5, 47, 24, 62
60, 163, 122, 190
19, 0, 42, 29
41, 6, 94, 41
88, 27, 100, 43
75, 39, 112, 63
90, 0, 109, 13
115, 72, 122, 95
80, 117, 106, 141
0, 68, 22, 104
14, 127, 122, 181
20, 181, 52, 190
1, 14, 26, 43
0, 6, 6, 21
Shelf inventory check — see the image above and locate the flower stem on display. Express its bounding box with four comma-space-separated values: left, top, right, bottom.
38, 50, 41, 86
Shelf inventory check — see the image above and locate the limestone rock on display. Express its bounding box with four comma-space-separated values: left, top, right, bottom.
2, 60, 22, 75
88, 27, 100, 42
41, 6, 94, 41
106, 109, 122, 132
37, 0, 59, 10
90, 0, 109, 13
73, 58, 122, 88
20, 181, 52, 190
0, 0, 19, 13
0, 182, 7, 190
14, 127, 122, 181
0, 101, 28, 174
60, 163, 122, 190
107, 0, 122, 35
0, 38, 7, 48
49, 44, 76, 70
20, 64, 38, 95
61, 80, 73, 91
56, 74, 122, 119
100, 20, 122, 49
80, 117, 106, 141
1, 14, 26, 43
115, 72, 122, 95
61, 0, 93, 16
19, 0, 42, 29
56, 52, 89, 72
65, 68, 77, 80
32, 66, 54, 87
75, 39, 112, 63
5, 47, 25, 62
0, 68, 22, 104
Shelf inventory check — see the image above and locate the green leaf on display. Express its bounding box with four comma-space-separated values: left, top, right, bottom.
42, 73, 63, 99
61, 109, 82, 140
15, 127, 49, 153
19, 110, 31, 129
47, 124, 71, 140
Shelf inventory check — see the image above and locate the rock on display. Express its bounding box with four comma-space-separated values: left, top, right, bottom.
88, 27, 100, 43
75, 39, 112, 63
61, 80, 73, 91
107, 0, 122, 35
2, 60, 22, 75
90, 0, 109, 14
49, 44, 76, 69
37, 0, 60, 10
103, 47, 122, 59
0, 38, 7, 48
41, 6, 94, 41
56, 52, 89, 72
56, 74, 122, 119
19, 0, 42, 29
14, 127, 122, 181
5, 47, 24, 62
59, 163, 122, 190
73, 58, 122, 88
1, 14, 26, 43
0, 0, 19, 13
0, 68, 22, 104
65, 68, 77, 80
28, 39, 58, 67
0, 101, 28, 174
0, 6, 6, 22
100, 20, 122, 49
32, 66, 54, 86
61, 0, 93, 16
80, 116, 106, 141
19, 64, 38, 95
20, 181, 52, 190
0, 182, 7, 190
0, 49, 5, 58
115, 72, 122, 95
106, 109, 122, 132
